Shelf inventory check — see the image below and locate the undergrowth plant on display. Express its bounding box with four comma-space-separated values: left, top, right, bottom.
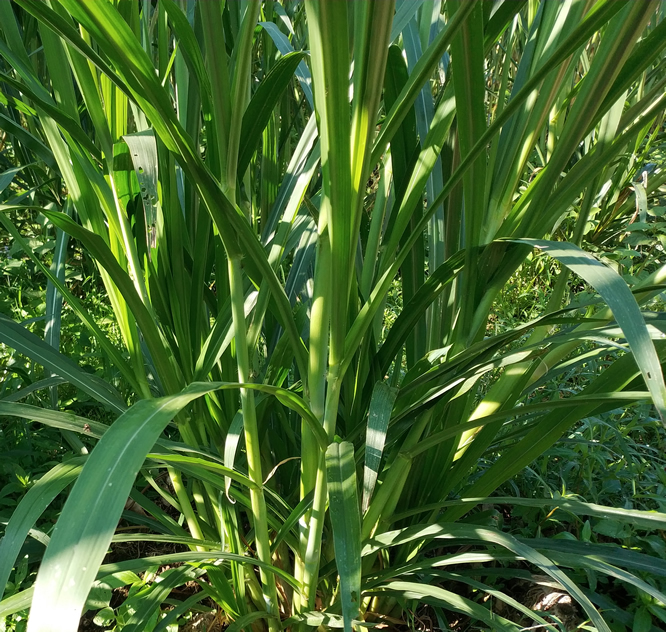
1, 1, 666, 631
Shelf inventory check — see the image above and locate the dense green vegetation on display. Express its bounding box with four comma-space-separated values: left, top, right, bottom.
1, 0, 666, 630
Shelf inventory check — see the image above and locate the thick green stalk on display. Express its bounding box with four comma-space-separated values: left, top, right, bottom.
300, 248, 342, 608
295, 229, 331, 613
304, 0, 351, 371
301, 364, 343, 610
167, 466, 205, 549
300, 1, 354, 609
228, 254, 280, 628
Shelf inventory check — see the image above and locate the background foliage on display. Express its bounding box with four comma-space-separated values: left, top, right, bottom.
1, 1, 666, 631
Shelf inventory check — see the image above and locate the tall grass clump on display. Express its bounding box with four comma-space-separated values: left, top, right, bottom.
1, 1, 666, 630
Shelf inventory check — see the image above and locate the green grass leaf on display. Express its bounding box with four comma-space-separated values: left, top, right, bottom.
259, 22, 314, 109
238, 51, 306, 176
0, 458, 84, 601
513, 239, 666, 422
225, 610, 277, 632
367, 581, 519, 631
363, 523, 612, 632
362, 382, 397, 513
25, 383, 219, 632
0, 313, 127, 414
326, 442, 362, 632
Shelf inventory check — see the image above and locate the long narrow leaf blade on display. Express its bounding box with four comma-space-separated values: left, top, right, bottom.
326, 442, 362, 632
362, 383, 397, 513
513, 239, 666, 422
0, 314, 126, 414
0, 458, 84, 601
26, 383, 220, 632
